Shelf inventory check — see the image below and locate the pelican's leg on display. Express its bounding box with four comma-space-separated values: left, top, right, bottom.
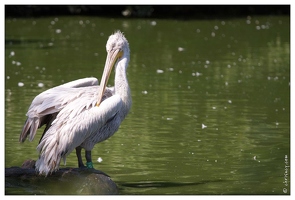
85, 150, 93, 168
76, 146, 85, 168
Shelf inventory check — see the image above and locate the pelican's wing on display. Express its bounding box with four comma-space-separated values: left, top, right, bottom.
58, 77, 98, 88
19, 77, 98, 142
35, 94, 123, 175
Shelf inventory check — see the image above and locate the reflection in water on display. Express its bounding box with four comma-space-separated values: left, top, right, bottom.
5, 15, 289, 194
119, 179, 225, 194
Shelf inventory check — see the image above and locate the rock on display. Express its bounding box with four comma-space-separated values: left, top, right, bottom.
5, 159, 119, 195
21, 159, 36, 169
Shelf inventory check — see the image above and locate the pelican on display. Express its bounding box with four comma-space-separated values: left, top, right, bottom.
19, 30, 131, 176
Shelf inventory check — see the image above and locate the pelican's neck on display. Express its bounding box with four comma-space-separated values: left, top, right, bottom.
114, 57, 131, 116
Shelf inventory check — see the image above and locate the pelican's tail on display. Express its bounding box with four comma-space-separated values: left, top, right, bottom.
19, 117, 40, 143
35, 156, 55, 176
35, 132, 67, 176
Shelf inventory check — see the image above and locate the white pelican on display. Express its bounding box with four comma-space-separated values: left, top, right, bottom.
19, 31, 132, 176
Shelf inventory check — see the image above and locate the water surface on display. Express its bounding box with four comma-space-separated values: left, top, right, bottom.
5, 15, 290, 194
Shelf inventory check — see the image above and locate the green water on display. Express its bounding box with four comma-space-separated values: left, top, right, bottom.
5, 15, 290, 195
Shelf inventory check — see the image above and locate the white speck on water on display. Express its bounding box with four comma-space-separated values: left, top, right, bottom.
202, 124, 207, 129
55, 29, 61, 34
97, 157, 103, 163
38, 83, 44, 87
196, 72, 202, 76
15, 61, 21, 66
211, 32, 215, 37
205, 60, 210, 64
151, 21, 157, 26
10, 51, 15, 57
166, 118, 173, 120
263, 22, 269, 28
197, 139, 201, 142
215, 160, 218, 162
276, 122, 279, 126
228, 100, 232, 104
142, 90, 148, 94
122, 9, 131, 17
168, 68, 174, 71
18, 82, 24, 87
253, 156, 260, 162
178, 47, 185, 52
212, 107, 216, 109
214, 25, 219, 30
225, 82, 228, 86
7, 76, 10, 79
156, 69, 164, 74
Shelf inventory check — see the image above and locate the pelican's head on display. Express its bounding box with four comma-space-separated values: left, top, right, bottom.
106, 30, 130, 60
96, 31, 130, 106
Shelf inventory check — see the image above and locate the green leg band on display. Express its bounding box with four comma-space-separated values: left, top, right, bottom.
86, 162, 93, 168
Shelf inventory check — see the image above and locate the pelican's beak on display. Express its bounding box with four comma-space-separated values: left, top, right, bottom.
96, 49, 123, 106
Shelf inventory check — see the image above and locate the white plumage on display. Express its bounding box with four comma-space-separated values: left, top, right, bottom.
19, 31, 132, 176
